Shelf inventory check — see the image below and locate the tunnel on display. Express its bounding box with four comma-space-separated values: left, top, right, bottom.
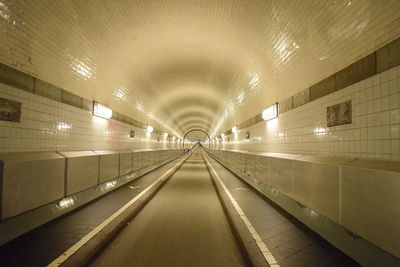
0, 1, 400, 266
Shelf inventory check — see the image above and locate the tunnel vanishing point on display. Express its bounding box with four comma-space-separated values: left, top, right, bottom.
0, 1, 400, 266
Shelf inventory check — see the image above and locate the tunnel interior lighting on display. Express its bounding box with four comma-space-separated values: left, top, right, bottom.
262, 103, 278, 121
163, 132, 168, 138
93, 102, 112, 119
146, 125, 153, 133
57, 197, 75, 210
221, 133, 225, 138
232, 126, 238, 134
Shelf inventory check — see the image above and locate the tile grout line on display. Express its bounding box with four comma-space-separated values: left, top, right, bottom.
203, 154, 280, 267
47, 156, 187, 267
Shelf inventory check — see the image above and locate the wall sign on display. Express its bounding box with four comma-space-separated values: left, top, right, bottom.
327, 100, 352, 127
0, 97, 21, 122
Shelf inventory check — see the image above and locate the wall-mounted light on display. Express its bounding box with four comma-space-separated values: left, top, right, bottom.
313, 127, 326, 135
130, 130, 135, 138
163, 132, 168, 138
146, 125, 153, 133
221, 133, 225, 138
57, 197, 75, 210
93, 102, 112, 119
262, 103, 278, 121
232, 126, 238, 134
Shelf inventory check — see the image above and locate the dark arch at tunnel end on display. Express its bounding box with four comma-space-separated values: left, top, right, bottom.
182, 128, 212, 149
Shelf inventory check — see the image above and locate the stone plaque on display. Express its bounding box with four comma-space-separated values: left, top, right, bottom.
327, 100, 352, 127
0, 97, 21, 122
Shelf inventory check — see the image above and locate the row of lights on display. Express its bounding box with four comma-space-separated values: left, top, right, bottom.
219, 103, 278, 139
94, 101, 278, 142
93, 102, 179, 140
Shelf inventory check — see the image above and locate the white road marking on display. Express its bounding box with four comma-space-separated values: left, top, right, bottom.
129, 186, 142, 189
48, 157, 187, 267
203, 154, 280, 267
234, 187, 247, 191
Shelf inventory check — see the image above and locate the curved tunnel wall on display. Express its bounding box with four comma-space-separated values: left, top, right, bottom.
183, 129, 212, 148
0, 81, 181, 153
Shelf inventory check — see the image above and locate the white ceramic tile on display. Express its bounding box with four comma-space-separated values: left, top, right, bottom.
220, 67, 400, 160
0, 84, 178, 152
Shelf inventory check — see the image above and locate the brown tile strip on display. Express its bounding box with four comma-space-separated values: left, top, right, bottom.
226, 36, 400, 134
0, 62, 163, 134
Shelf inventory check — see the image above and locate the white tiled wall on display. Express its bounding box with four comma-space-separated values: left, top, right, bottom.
219, 65, 400, 161
0, 83, 179, 153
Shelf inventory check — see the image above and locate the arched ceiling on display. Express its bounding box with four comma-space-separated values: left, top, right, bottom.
184, 129, 210, 144
1, 0, 399, 138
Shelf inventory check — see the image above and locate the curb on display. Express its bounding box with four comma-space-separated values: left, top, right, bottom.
57, 155, 190, 267
202, 151, 270, 267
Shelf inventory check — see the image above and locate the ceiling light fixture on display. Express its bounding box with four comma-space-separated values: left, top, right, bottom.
146, 125, 153, 133
93, 102, 112, 119
262, 103, 278, 121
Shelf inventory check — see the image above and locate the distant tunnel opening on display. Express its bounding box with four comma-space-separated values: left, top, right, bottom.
183, 129, 212, 149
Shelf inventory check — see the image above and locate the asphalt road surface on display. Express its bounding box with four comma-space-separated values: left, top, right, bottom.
90, 149, 247, 267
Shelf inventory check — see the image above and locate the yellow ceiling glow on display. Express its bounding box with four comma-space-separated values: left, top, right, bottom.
0, 0, 399, 137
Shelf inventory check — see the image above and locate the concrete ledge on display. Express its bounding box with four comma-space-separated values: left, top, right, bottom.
292, 156, 354, 223
206, 148, 400, 266
58, 151, 99, 195
59, 155, 188, 267
0, 150, 185, 246
203, 152, 269, 267
118, 150, 133, 176
94, 150, 120, 184
131, 150, 142, 171
341, 159, 400, 258
0, 152, 65, 220
141, 150, 155, 168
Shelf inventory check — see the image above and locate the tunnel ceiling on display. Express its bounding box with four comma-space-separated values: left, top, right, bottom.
1, 0, 400, 138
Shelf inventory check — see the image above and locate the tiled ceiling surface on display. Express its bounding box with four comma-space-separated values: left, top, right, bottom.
1, 0, 400, 138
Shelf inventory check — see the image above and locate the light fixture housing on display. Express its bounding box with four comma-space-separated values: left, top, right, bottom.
146, 125, 153, 133
163, 132, 168, 138
93, 102, 112, 119
232, 126, 238, 134
221, 133, 225, 138
262, 103, 278, 121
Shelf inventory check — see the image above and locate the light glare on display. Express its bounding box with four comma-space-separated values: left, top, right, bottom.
58, 197, 75, 209
146, 125, 153, 133
93, 102, 112, 119
262, 103, 278, 121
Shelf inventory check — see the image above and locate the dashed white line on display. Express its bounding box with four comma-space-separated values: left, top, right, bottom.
203, 154, 280, 267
